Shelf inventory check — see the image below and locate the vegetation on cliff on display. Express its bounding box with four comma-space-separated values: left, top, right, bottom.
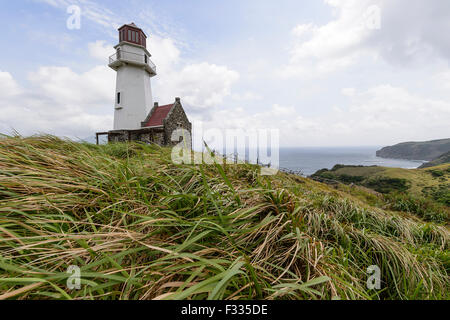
0, 136, 448, 300
376, 138, 450, 161
420, 151, 450, 169
312, 164, 450, 222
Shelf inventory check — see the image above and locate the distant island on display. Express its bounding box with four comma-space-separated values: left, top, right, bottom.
376, 138, 450, 161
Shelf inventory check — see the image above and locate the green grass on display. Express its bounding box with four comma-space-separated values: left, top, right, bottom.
0, 135, 448, 300
312, 164, 450, 221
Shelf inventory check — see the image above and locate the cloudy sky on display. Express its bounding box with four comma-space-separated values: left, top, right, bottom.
0, 0, 449, 147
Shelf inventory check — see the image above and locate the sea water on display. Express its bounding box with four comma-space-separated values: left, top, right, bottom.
279, 147, 426, 176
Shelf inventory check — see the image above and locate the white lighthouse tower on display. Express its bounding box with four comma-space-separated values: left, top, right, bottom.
108, 23, 157, 130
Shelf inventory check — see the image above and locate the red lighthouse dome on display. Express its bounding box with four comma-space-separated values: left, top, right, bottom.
118, 22, 147, 48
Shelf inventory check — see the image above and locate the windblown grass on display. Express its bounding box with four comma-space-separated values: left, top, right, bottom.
0, 135, 448, 300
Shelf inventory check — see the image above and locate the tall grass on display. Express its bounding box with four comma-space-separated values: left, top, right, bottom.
0, 135, 448, 300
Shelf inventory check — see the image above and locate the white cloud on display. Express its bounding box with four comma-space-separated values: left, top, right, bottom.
0, 36, 240, 139
271, 104, 295, 116
283, 0, 450, 76
194, 103, 322, 148
0, 65, 115, 138
149, 36, 181, 74
196, 84, 450, 147
0, 72, 21, 97
37, 0, 120, 30
325, 85, 450, 145
88, 41, 115, 61
292, 23, 316, 37
341, 88, 356, 96
284, 0, 374, 76
433, 70, 450, 90
20, 0, 450, 147
33, 0, 241, 124
6, 58, 442, 146
28, 65, 114, 107
79, 31, 239, 114
154, 61, 239, 112
231, 91, 263, 102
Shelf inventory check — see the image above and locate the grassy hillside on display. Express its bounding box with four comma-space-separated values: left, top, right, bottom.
312, 164, 450, 221
376, 138, 450, 161
0, 136, 448, 300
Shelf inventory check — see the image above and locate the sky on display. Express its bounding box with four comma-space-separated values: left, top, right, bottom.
0, 0, 449, 147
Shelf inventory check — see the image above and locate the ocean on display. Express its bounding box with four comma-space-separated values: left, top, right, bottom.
279, 147, 426, 176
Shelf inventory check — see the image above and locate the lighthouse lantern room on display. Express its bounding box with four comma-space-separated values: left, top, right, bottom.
108, 23, 157, 130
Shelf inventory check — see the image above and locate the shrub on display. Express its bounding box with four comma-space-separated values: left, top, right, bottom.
430, 170, 445, 178
364, 177, 410, 194
385, 193, 448, 223
423, 184, 450, 206
336, 174, 365, 184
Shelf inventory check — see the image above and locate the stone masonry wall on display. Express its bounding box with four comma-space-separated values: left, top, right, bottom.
163, 102, 192, 148
106, 100, 191, 148
108, 130, 164, 145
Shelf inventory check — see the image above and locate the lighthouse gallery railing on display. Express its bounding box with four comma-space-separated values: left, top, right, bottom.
109, 50, 156, 73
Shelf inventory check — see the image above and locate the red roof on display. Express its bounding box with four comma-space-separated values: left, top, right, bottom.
144, 104, 173, 126
118, 22, 147, 37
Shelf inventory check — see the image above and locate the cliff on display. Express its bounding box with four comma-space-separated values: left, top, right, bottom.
420, 151, 450, 168
376, 138, 450, 161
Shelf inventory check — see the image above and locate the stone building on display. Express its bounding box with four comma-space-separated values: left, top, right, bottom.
97, 97, 192, 147
96, 23, 191, 148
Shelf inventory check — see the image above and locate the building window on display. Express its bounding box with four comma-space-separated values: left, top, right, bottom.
132, 31, 136, 42
144, 55, 148, 64
128, 30, 132, 41
117, 92, 121, 104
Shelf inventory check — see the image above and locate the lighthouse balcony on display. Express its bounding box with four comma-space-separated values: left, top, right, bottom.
109, 51, 157, 75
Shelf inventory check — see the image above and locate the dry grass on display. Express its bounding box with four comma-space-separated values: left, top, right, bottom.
0, 135, 448, 300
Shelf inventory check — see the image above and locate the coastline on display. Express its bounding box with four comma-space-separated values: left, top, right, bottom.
278, 146, 426, 176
